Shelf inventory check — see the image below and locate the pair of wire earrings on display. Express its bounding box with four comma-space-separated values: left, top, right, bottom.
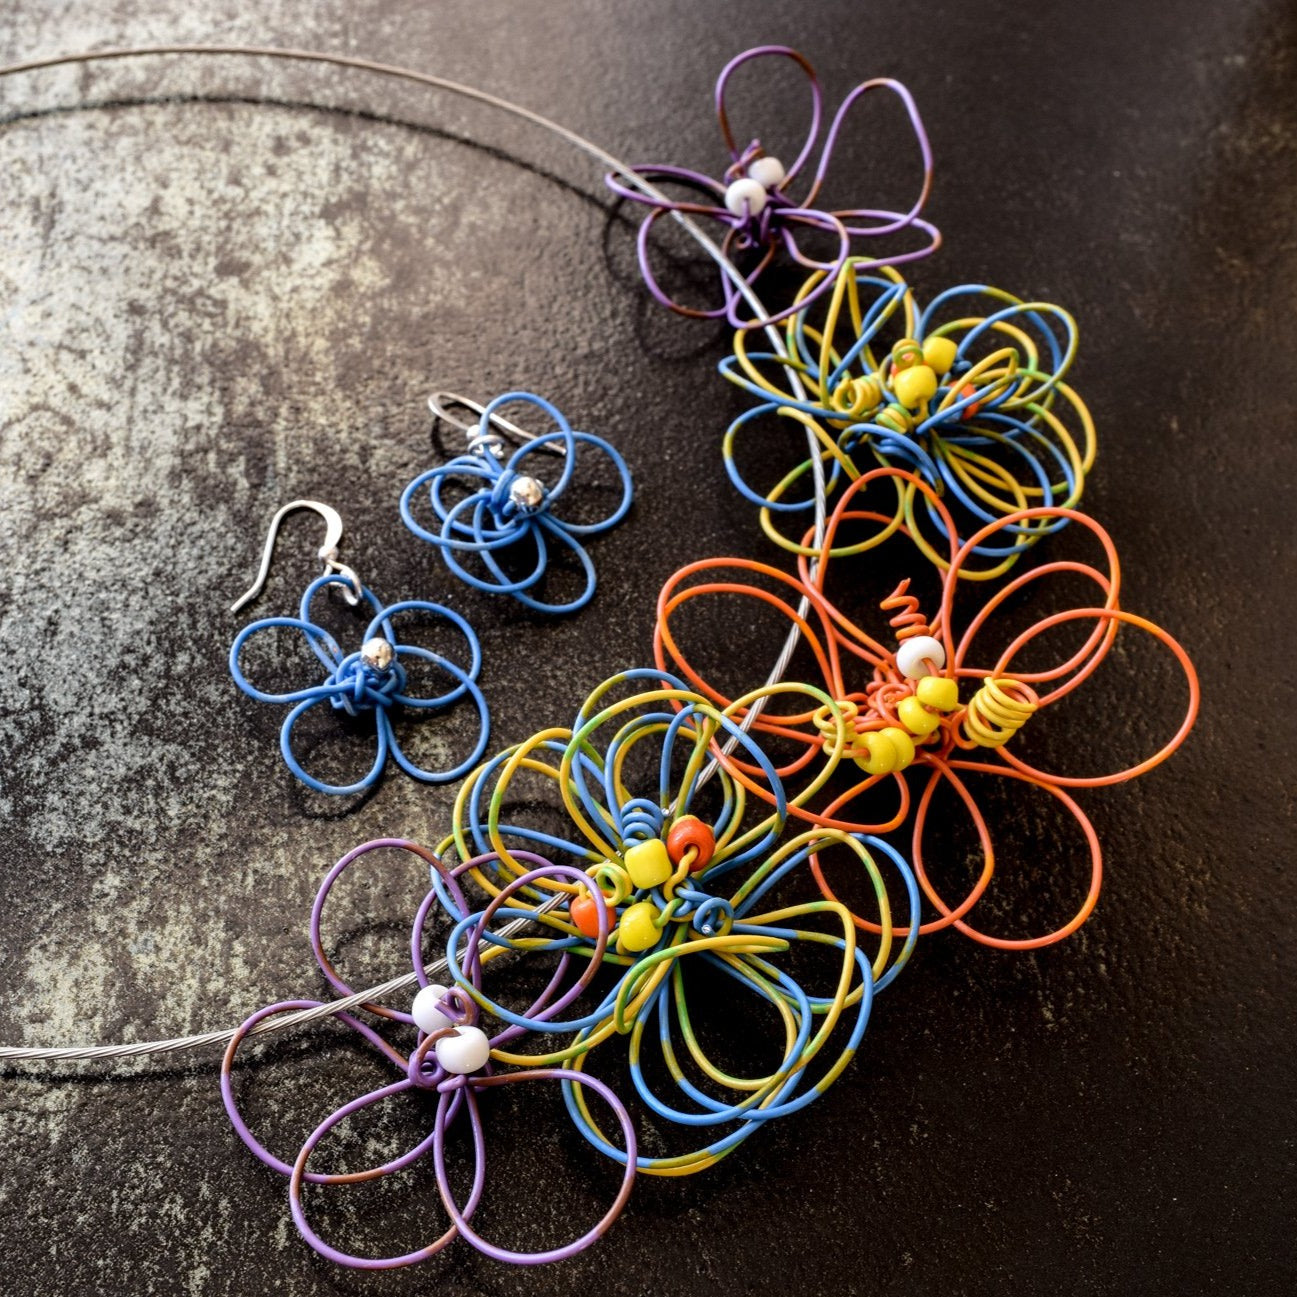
228, 391, 633, 795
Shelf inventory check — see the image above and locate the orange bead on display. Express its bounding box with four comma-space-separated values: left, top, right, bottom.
569, 890, 613, 940
958, 383, 982, 419
666, 815, 716, 873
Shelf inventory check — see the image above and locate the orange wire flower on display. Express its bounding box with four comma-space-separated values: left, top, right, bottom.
655, 466, 1199, 949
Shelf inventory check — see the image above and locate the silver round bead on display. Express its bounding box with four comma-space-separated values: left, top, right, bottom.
508, 474, 546, 513
360, 637, 395, 671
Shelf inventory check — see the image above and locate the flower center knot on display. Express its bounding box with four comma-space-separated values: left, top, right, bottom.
491, 470, 547, 520
721, 140, 787, 240
620, 802, 666, 845
812, 699, 873, 760
409, 1023, 492, 1089
328, 644, 405, 717
671, 881, 733, 938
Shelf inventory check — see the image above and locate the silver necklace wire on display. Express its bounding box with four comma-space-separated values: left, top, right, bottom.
0, 43, 831, 1062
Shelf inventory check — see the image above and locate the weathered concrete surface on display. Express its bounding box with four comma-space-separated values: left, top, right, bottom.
0, 2, 1294, 1295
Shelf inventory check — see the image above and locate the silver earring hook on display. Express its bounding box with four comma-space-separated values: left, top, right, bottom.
230, 500, 364, 614
428, 391, 567, 458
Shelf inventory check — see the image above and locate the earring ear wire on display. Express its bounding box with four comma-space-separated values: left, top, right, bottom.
428, 391, 567, 458
229, 500, 363, 615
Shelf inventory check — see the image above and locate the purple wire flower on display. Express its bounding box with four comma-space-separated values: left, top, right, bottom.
221, 838, 636, 1269
606, 45, 940, 329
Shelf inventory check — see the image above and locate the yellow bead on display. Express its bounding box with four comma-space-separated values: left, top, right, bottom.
858, 731, 899, 776
922, 336, 958, 376
893, 364, 938, 408
856, 727, 916, 775
898, 694, 941, 736
916, 675, 959, 713
878, 726, 915, 769
618, 900, 661, 952
624, 839, 672, 890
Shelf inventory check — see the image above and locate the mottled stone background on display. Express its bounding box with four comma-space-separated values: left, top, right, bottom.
0, 2, 1293, 1295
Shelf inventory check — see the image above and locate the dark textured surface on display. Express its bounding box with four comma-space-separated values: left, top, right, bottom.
0, 2, 1293, 1294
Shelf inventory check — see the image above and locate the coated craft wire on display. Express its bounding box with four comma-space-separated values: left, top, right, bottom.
230, 573, 491, 794
655, 464, 1200, 948
221, 839, 637, 1267
399, 390, 634, 615
719, 262, 1095, 577
605, 44, 940, 327
0, 37, 1202, 1275
427, 672, 917, 1173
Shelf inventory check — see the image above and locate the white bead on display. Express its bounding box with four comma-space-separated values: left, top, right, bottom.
360, 637, 394, 671
434, 1025, 491, 1075
411, 983, 454, 1035
747, 155, 786, 189
896, 635, 947, 680
508, 474, 545, 512
723, 177, 768, 218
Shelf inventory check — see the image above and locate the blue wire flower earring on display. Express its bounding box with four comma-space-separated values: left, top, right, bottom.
228, 500, 490, 795
398, 391, 633, 615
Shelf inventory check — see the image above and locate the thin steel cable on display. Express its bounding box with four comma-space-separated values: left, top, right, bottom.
0, 43, 830, 1060
0, 905, 567, 1062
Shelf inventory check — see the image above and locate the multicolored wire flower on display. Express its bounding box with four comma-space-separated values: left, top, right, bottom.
229, 575, 489, 794
399, 391, 633, 615
655, 467, 1200, 948
221, 837, 637, 1268
607, 45, 939, 328
718, 263, 1096, 577
436, 670, 918, 1173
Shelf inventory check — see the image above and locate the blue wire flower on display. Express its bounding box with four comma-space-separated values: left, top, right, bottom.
399, 391, 632, 615
229, 574, 490, 795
